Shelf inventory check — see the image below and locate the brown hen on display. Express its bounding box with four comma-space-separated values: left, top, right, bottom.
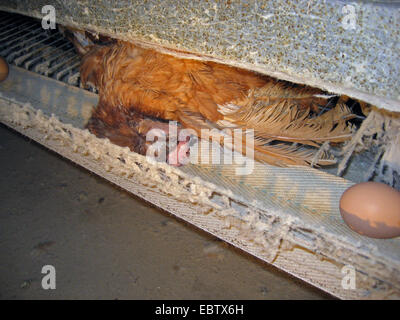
74, 36, 354, 166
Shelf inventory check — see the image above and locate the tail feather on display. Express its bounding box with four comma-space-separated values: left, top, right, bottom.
177, 106, 340, 167
224, 98, 355, 147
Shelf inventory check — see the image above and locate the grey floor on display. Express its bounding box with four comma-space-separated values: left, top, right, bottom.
0, 124, 332, 299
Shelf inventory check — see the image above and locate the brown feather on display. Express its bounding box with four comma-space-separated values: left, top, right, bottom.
177, 108, 337, 167
224, 99, 354, 147
81, 41, 267, 122
75, 37, 355, 167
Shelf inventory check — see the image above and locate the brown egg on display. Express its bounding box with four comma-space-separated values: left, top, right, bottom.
0, 56, 9, 82
340, 182, 400, 238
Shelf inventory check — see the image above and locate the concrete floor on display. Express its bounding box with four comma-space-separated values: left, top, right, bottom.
0, 124, 332, 299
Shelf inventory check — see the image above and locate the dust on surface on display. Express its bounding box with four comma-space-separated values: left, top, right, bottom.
67, 96, 79, 118
0, 124, 332, 299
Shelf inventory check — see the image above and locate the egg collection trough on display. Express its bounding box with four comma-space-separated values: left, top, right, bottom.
0, 1, 399, 299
